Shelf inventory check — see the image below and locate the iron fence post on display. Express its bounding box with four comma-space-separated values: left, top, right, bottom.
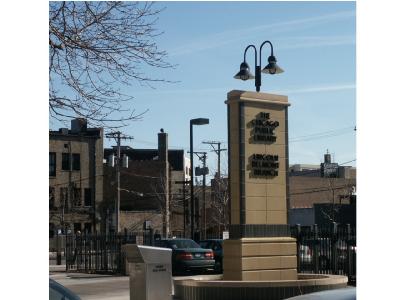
56, 233, 62, 265
331, 222, 338, 274
345, 223, 351, 278
66, 234, 69, 272
295, 224, 301, 272
313, 224, 319, 274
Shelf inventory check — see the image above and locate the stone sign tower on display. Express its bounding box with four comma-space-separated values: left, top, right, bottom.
223, 90, 297, 281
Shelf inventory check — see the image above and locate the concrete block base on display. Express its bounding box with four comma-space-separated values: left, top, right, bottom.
173, 274, 349, 300
223, 237, 297, 281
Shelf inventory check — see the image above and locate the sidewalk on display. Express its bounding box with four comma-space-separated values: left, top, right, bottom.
50, 273, 129, 300
49, 264, 67, 272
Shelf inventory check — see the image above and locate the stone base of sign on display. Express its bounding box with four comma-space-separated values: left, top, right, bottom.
173, 274, 348, 300
223, 237, 297, 281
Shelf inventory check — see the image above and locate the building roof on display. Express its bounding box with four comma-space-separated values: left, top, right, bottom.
49, 128, 102, 138
104, 147, 185, 171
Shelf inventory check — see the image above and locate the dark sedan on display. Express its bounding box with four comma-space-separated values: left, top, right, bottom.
199, 239, 223, 273
154, 238, 215, 275
50, 279, 81, 300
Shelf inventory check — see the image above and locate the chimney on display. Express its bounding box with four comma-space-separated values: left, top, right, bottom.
158, 128, 168, 162
71, 118, 87, 134
158, 128, 170, 237
59, 128, 69, 135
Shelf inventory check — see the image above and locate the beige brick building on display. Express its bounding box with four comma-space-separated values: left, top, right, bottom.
49, 118, 103, 236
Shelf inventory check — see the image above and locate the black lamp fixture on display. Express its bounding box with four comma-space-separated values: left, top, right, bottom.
234, 40, 284, 92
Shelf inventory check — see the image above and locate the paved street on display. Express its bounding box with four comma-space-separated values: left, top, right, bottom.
50, 272, 129, 300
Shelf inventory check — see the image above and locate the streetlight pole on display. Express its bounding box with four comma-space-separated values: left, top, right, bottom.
175, 180, 190, 237
189, 118, 209, 240
190, 124, 194, 240
234, 40, 284, 92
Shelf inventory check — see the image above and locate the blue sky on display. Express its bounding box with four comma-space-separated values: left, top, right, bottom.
50, 1, 356, 176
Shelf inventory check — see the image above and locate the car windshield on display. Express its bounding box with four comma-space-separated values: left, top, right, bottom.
168, 239, 200, 249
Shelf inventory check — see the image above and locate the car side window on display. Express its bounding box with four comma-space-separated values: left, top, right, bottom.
213, 243, 221, 251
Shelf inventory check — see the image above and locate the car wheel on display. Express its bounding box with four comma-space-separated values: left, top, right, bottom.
214, 261, 222, 273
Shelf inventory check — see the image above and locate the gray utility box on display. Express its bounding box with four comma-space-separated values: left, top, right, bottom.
123, 244, 172, 300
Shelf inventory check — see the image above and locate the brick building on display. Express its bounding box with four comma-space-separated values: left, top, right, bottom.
49, 118, 103, 236
288, 152, 356, 225
103, 131, 190, 236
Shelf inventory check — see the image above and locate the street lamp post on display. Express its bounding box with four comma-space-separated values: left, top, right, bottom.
190, 118, 209, 240
234, 40, 284, 92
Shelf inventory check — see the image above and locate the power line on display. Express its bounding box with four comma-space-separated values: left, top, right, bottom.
202, 141, 227, 178
290, 184, 355, 196
290, 126, 354, 140
290, 127, 355, 143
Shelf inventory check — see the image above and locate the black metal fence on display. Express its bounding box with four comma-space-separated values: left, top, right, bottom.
65, 230, 153, 274
65, 224, 356, 283
290, 223, 356, 285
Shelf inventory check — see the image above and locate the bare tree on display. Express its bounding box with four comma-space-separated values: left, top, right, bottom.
209, 176, 230, 235
49, 1, 174, 128
151, 172, 170, 237
49, 182, 86, 234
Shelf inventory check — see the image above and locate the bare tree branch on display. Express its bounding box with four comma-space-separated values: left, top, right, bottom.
49, 1, 175, 128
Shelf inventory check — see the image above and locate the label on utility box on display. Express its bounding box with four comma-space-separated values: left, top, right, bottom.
223, 231, 229, 240
152, 264, 167, 273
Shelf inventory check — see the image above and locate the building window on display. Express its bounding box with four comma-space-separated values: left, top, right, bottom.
60, 187, 69, 211
49, 187, 55, 210
84, 188, 92, 207
49, 152, 56, 176
72, 187, 81, 207
72, 153, 80, 170
62, 153, 70, 171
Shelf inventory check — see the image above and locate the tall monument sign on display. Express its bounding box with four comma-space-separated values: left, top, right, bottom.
223, 90, 297, 281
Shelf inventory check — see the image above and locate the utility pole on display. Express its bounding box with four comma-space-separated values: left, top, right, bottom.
105, 131, 134, 233
202, 141, 227, 178
203, 141, 227, 237
193, 151, 208, 239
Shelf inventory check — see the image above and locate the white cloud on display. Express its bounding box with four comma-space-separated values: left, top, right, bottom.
280, 83, 356, 94
133, 83, 356, 97
278, 35, 355, 51
169, 10, 355, 56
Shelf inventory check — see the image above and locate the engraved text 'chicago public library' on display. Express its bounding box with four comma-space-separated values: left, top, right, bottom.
250, 112, 279, 177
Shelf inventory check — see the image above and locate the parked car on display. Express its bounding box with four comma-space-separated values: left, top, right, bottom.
50, 278, 81, 300
318, 238, 351, 270
154, 238, 215, 275
299, 244, 312, 264
199, 239, 223, 273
